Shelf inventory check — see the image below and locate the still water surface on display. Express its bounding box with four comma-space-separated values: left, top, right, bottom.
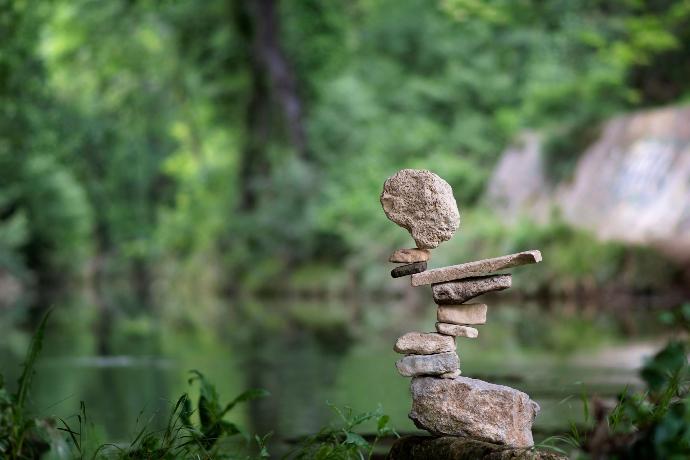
0, 295, 663, 445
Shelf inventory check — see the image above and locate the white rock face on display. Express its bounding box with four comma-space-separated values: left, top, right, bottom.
394, 332, 456, 355
409, 376, 540, 448
380, 169, 460, 249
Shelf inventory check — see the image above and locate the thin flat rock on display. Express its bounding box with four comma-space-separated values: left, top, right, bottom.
432, 274, 511, 305
409, 376, 540, 448
387, 436, 566, 460
394, 332, 455, 355
436, 322, 479, 338
389, 248, 431, 263
392, 261, 427, 278
437, 304, 487, 325
411, 250, 541, 286
395, 351, 459, 377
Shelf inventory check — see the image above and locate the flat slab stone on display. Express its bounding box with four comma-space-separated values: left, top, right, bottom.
390, 248, 431, 263
394, 332, 456, 355
392, 261, 427, 278
432, 275, 512, 305
409, 377, 540, 448
436, 323, 479, 338
396, 351, 458, 377
411, 250, 541, 286
437, 304, 487, 325
387, 436, 566, 460
381, 169, 460, 249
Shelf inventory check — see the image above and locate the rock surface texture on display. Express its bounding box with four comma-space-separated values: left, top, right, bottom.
387, 436, 566, 460
409, 377, 540, 448
396, 352, 459, 377
391, 261, 427, 278
394, 332, 456, 355
437, 304, 487, 325
381, 169, 460, 249
412, 251, 541, 286
432, 275, 512, 305
436, 323, 479, 338
390, 248, 431, 263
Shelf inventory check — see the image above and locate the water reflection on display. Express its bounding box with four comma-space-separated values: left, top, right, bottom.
0, 294, 666, 447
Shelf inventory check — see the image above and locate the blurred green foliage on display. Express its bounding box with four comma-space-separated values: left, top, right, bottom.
2, 0, 689, 305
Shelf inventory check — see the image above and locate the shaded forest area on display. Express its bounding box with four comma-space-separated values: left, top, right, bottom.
3, 0, 690, 314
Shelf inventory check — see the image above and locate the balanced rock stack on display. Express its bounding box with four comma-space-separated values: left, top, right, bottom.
381, 169, 543, 450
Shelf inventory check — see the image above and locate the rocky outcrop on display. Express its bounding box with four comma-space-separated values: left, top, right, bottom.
487, 105, 690, 261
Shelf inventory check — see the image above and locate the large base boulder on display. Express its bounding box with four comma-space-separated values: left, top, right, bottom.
409, 376, 539, 448
387, 436, 565, 460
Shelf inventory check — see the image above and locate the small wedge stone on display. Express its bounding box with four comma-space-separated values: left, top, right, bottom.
394, 332, 455, 355
411, 250, 541, 286
396, 351, 459, 377
437, 304, 487, 325
432, 274, 512, 305
391, 261, 427, 278
436, 322, 479, 338
389, 248, 431, 263
440, 369, 461, 379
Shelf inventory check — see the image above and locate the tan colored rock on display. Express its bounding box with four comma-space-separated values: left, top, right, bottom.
440, 369, 461, 379
409, 376, 540, 448
394, 332, 456, 355
395, 351, 458, 377
436, 322, 479, 338
432, 274, 512, 305
437, 304, 487, 325
380, 169, 460, 249
411, 250, 541, 286
389, 248, 431, 263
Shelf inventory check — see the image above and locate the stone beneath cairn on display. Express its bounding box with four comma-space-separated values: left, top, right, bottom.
432, 275, 512, 305
409, 376, 540, 448
437, 304, 487, 325
396, 351, 459, 377
394, 332, 456, 355
387, 436, 567, 460
389, 248, 431, 263
436, 322, 479, 338
392, 261, 427, 278
380, 169, 460, 249
439, 369, 461, 379
411, 250, 541, 286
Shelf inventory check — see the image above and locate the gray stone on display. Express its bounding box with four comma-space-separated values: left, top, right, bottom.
396, 351, 459, 377
390, 248, 431, 263
381, 169, 460, 249
436, 322, 479, 338
411, 251, 541, 286
394, 332, 456, 355
387, 436, 566, 460
437, 304, 487, 325
392, 261, 427, 278
440, 369, 462, 379
409, 376, 540, 448
432, 275, 512, 305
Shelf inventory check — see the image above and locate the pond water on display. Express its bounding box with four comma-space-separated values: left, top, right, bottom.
0, 293, 667, 449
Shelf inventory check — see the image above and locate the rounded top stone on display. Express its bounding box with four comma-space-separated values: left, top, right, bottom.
380, 169, 460, 249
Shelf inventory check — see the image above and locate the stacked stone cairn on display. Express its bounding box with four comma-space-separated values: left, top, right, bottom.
381, 169, 543, 450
